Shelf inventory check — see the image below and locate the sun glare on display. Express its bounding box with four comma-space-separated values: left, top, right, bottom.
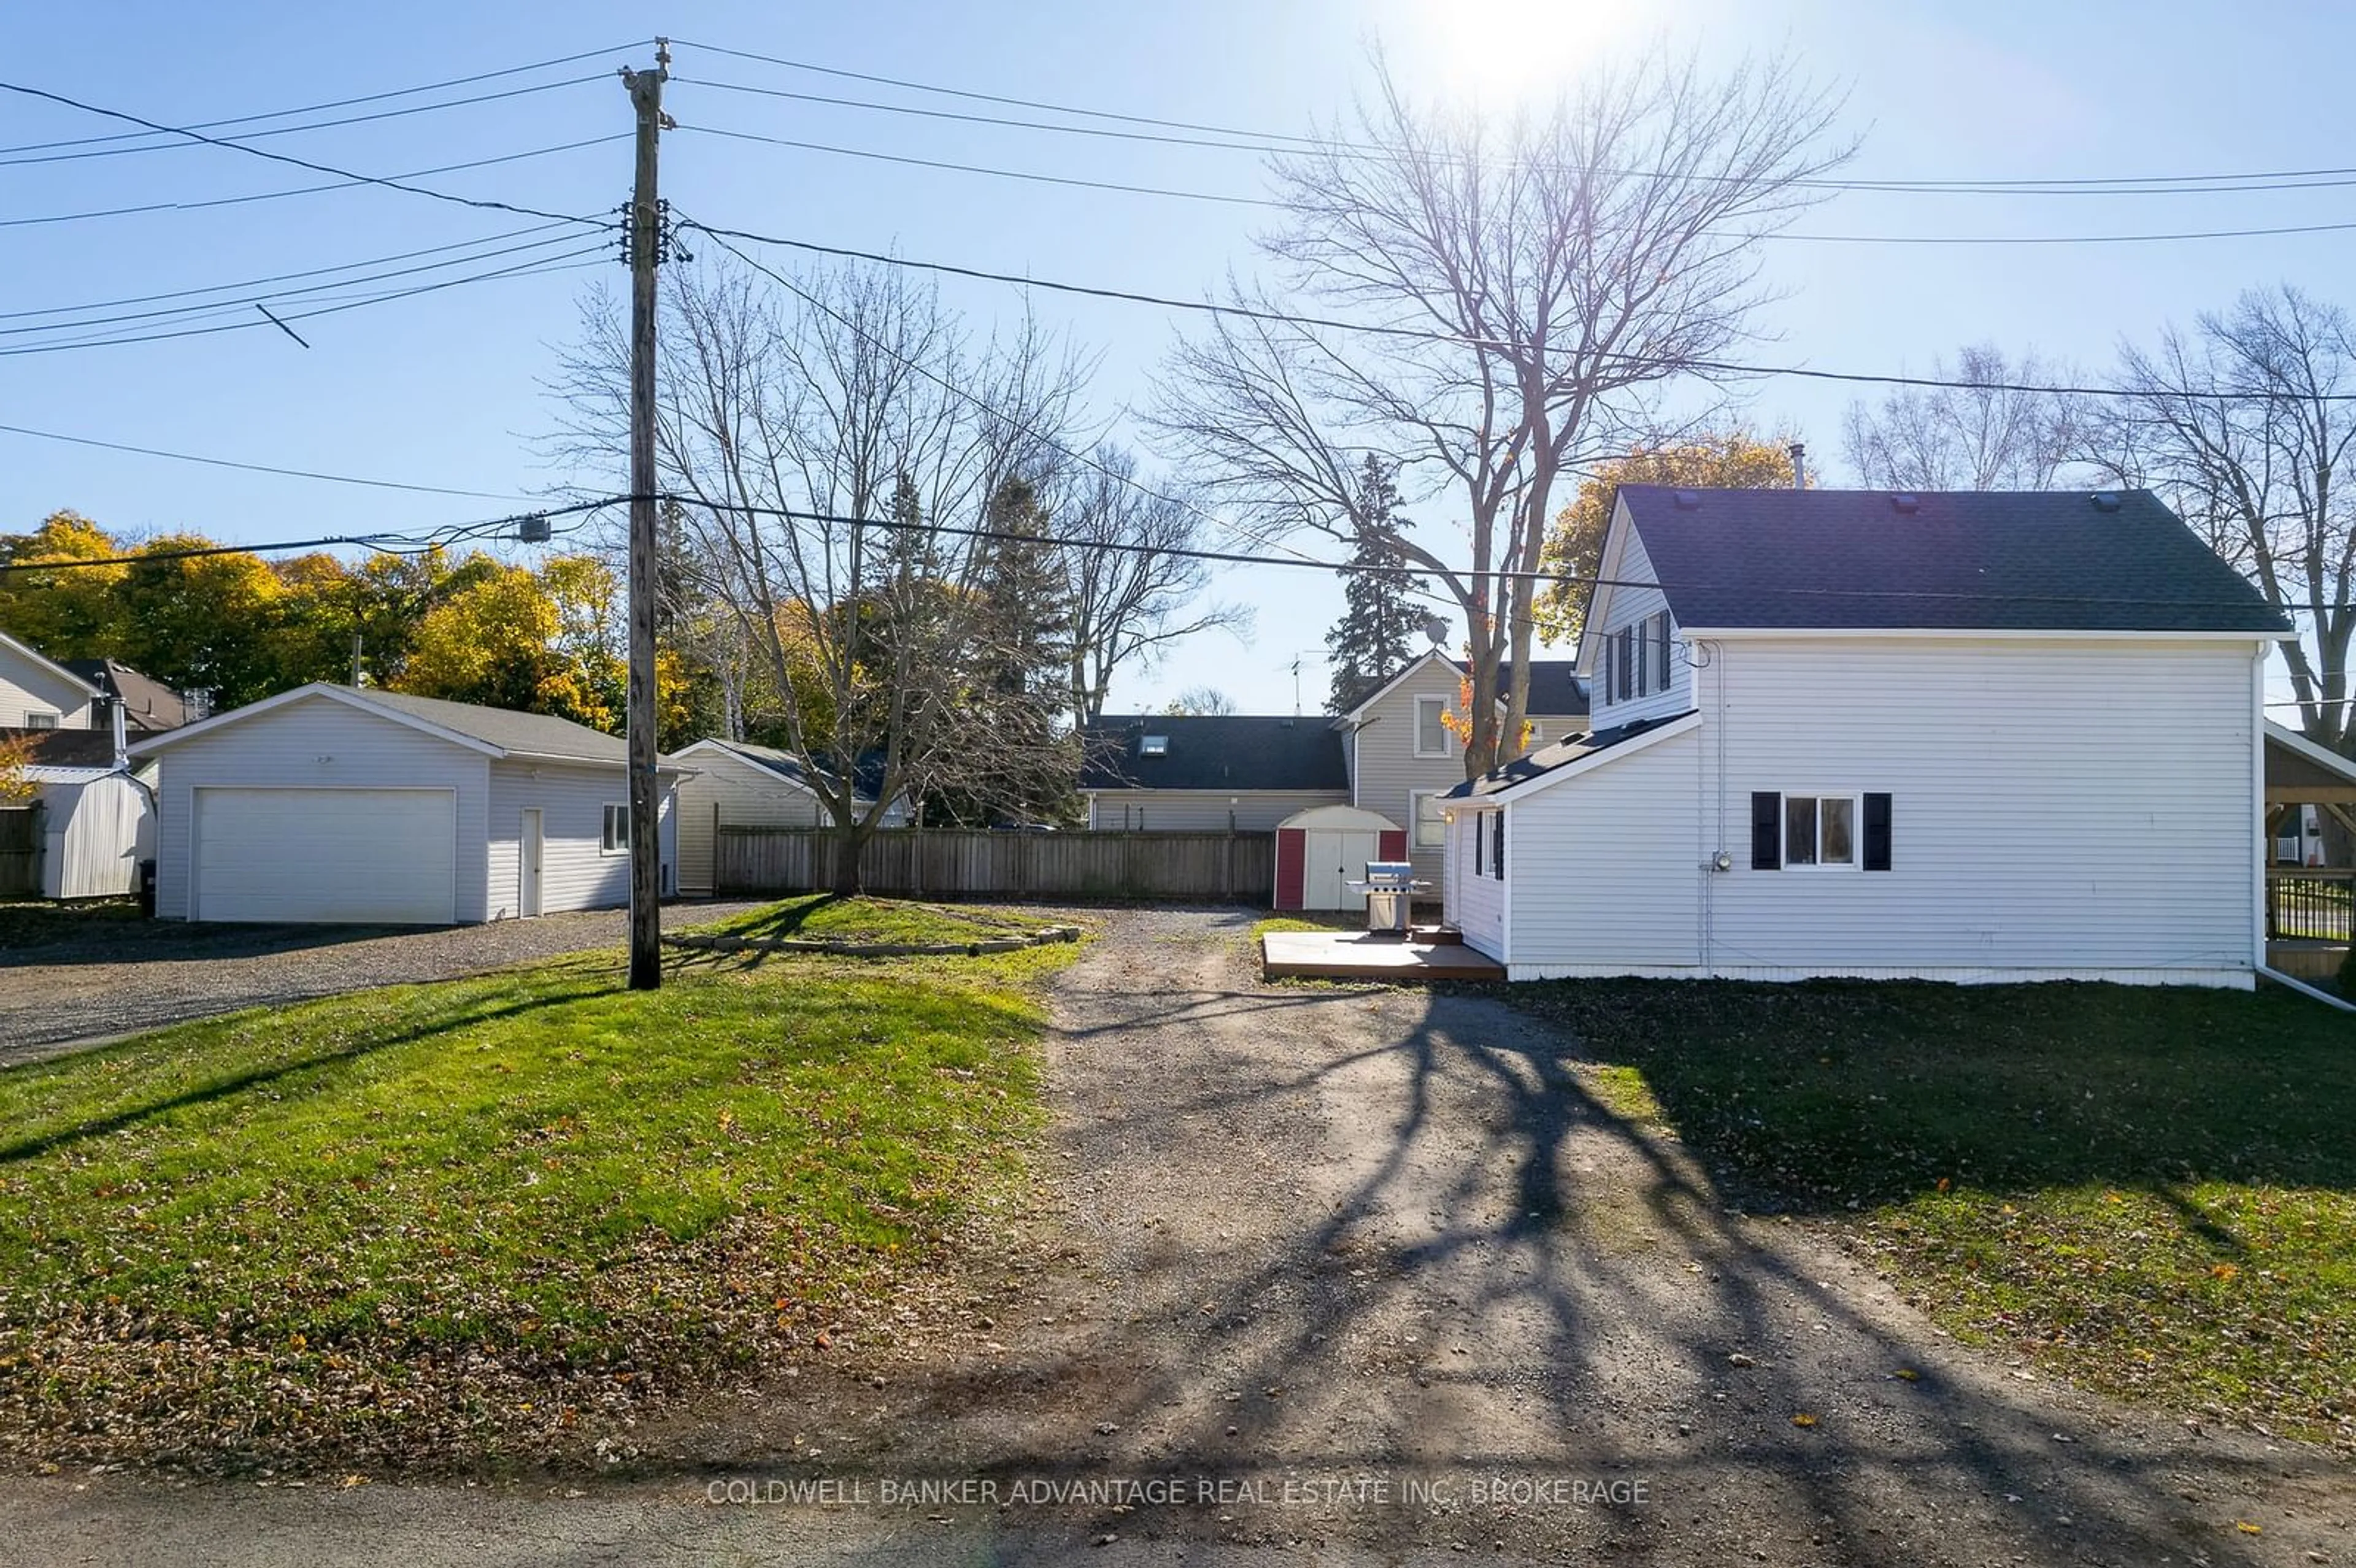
1423, 0, 1637, 101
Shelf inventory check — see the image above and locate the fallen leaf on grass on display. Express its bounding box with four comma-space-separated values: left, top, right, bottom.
2236, 1521, 2263, 1535
1791, 1413, 1819, 1428
1893, 1369, 1920, 1382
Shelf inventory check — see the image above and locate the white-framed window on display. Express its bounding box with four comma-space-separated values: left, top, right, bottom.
1139, 734, 1169, 756
1411, 789, 1447, 848
1614, 626, 1634, 702
1781, 793, 1857, 869
21, 710, 58, 730
1414, 694, 1450, 756
601, 803, 630, 855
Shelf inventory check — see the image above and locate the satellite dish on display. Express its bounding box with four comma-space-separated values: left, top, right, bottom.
1422, 613, 1449, 648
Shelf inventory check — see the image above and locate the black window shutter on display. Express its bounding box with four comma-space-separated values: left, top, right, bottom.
1863, 792, 1892, 872
1750, 791, 1781, 870
1473, 814, 1484, 875
1492, 813, 1505, 880
1655, 612, 1673, 687
1600, 639, 1613, 707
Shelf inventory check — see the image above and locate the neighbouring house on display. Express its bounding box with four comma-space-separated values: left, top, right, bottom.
0, 628, 99, 730
1441, 485, 2289, 986
61, 658, 190, 734
1080, 651, 1590, 896
669, 738, 910, 897
2262, 721, 2356, 983
0, 631, 156, 899
130, 683, 680, 924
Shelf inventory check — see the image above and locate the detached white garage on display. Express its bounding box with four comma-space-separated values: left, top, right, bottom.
133, 683, 679, 925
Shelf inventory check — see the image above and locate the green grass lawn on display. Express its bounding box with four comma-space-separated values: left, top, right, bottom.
0, 943, 1066, 1472
1507, 978, 2356, 1450
694, 892, 1052, 947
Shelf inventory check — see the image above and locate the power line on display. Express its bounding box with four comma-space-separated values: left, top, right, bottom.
670, 44, 2356, 200
0, 423, 540, 501
0, 229, 591, 340
0, 74, 607, 169
0, 245, 610, 357
0, 220, 577, 322
670, 494, 2327, 614
683, 219, 2356, 405
684, 111, 2356, 245
0, 134, 630, 230
0, 41, 650, 157
0, 79, 598, 228
681, 125, 1263, 206
687, 221, 1346, 576
0, 498, 622, 575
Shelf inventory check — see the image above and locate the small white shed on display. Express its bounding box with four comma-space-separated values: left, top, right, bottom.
1272, 804, 1406, 912
131, 683, 680, 925
25, 765, 153, 900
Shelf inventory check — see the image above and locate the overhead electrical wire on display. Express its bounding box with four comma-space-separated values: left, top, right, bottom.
0, 78, 601, 227
681, 125, 1263, 206
0, 498, 621, 575
672, 40, 2356, 199
0, 228, 593, 339
0, 244, 611, 357
0, 421, 542, 500
0, 134, 631, 230
0, 40, 651, 158
0, 74, 609, 169
682, 218, 2356, 405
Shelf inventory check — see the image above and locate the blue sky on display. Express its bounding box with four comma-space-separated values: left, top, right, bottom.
3, 1, 2349, 715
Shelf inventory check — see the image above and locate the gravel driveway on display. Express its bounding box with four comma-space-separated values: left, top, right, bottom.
0, 901, 769, 1066
2, 908, 2349, 1566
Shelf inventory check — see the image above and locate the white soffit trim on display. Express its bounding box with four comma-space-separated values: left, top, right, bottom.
0, 629, 102, 700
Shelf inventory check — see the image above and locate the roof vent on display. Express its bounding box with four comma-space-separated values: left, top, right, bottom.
2089, 492, 2123, 513
1139, 735, 1169, 756
1890, 492, 1921, 515
1672, 490, 1703, 510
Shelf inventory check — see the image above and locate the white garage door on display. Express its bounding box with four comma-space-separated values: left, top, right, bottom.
194, 788, 458, 924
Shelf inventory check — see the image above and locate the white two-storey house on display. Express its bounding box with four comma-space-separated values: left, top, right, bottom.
1440, 485, 2289, 987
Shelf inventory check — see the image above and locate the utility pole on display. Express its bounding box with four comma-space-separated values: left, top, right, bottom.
622, 40, 670, 991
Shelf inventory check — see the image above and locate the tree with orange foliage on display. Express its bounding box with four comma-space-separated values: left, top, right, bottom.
1535, 432, 1800, 646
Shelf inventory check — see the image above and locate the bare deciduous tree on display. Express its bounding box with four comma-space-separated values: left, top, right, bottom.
555, 258, 1090, 889
1841, 343, 2090, 491
1060, 446, 1252, 726
1162, 685, 1236, 716
2093, 285, 2354, 750
1152, 49, 1848, 775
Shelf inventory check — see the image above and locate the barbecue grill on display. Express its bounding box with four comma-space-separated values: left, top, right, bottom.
1349, 860, 1428, 936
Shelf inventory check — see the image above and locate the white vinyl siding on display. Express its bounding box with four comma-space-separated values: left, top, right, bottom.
1588, 518, 1692, 728
0, 647, 94, 731
485, 759, 674, 919
1447, 807, 1506, 959
1693, 636, 2258, 982
1503, 726, 1703, 974
673, 745, 827, 896
148, 694, 491, 923
1084, 789, 1347, 832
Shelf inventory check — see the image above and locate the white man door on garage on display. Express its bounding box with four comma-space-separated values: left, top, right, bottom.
193, 786, 457, 924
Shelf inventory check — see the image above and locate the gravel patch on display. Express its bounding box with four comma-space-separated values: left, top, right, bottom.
0, 901, 771, 1067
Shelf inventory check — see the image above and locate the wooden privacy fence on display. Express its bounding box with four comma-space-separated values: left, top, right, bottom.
0, 805, 39, 898
717, 827, 1276, 902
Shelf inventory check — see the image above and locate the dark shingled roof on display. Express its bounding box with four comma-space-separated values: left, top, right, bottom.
339, 686, 628, 765
1615, 485, 2292, 634
1444, 712, 1696, 801
61, 658, 187, 731
1493, 660, 1588, 717
1079, 714, 1349, 793
1, 726, 116, 767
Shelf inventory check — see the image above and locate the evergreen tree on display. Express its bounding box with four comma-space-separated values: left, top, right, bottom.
1323, 456, 1431, 713
936, 475, 1077, 824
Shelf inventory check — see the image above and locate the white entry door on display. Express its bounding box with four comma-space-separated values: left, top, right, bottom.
1303, 829, 1379, 910
519, 808, 544, 918
193, 786, 456, 924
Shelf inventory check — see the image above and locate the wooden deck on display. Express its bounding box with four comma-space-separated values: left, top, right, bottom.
1261, 929, 1506, 982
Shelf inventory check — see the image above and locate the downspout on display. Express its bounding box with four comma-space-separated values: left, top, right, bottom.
2259, 964, 2356, 1012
